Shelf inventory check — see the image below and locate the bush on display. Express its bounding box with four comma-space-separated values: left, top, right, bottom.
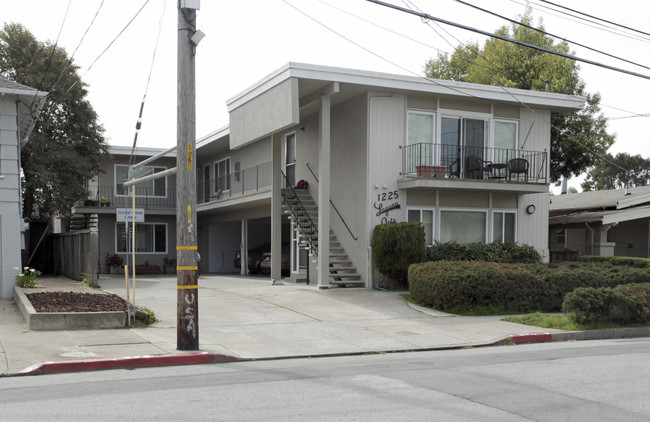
409, 260, 650, 314
427, 241, 541, 264
372, 222, 426, 287
578, 255, 650, 268
563, 283, 650, 325
15, 266, 41, 288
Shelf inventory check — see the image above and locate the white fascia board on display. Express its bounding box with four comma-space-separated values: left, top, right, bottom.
616, 193, 650, 210
602, 205, 650, 225
226, 62, 585, 112
197, 125, 229, 149
0, 87, 47, 98
109, 145, 176, 157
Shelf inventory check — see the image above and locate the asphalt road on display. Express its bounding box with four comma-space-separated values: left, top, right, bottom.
2, 338, 649, 421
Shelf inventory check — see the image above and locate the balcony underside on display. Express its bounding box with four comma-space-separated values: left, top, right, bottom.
397, 176, 548, 194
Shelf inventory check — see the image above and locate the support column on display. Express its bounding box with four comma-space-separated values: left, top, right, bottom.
317, 95, 331, 289
271, 134, 283, 283
240, 219, 248, 276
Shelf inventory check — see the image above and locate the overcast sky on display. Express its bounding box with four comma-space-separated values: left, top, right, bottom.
3, 0, 649, 191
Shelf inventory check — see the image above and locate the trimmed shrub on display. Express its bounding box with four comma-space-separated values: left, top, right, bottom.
409, 260, 650, 314
372, 222, 426, 287
427, 241, 541, 264
577, 255, 650, 268
563, 283, 650, 325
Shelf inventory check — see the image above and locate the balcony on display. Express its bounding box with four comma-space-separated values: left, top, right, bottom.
198, 161, 272, 205
74, 186, 176, 213
399, 143, 548, 193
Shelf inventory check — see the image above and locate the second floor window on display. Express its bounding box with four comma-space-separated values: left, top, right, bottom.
115, 165, 167, 197
214, 157, 230, 193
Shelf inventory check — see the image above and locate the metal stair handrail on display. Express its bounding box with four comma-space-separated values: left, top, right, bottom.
281, 170, 318, 254
305, 162, 358, 241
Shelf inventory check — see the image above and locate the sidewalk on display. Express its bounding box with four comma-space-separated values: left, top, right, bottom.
1, 274, 648, 376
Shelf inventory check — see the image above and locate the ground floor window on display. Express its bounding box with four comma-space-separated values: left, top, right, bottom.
407, 208, 434, 245
493, 211, 516, 242
440, 210, 487, 243
116, 222, 167, 253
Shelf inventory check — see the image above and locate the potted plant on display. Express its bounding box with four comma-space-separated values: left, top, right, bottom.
163, 257, 176, 274
99, 196, 111, 207
105, 253, 124, 274
415, 165, 434, 177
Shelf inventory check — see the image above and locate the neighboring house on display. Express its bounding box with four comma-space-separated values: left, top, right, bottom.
0, 77, 46, 298
549, 186, 650, 259
70, 146, 178, 273
194, 62, 585, 288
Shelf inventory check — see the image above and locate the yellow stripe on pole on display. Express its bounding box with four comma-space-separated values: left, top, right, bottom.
177, 285, 198, 290
177, 266, 198, 271
176, 246, 198, 250
187, 205, 192, 224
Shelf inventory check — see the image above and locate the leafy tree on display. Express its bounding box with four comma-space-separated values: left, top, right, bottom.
0, 23, 109, 220
424, 11, 614, 183
581, 153, 650, 191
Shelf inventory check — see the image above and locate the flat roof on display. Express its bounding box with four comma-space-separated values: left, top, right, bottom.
227, 62, 586, 113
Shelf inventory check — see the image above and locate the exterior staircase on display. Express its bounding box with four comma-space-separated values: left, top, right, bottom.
282, 188, 364, 287
68, 212, 98, 231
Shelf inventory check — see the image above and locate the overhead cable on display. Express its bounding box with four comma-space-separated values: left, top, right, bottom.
366, 0, 650, 81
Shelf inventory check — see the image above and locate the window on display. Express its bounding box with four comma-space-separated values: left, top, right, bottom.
203, 166, 210, 201
407, 111, 435, 173
214, 158, 230, 192
115, 165, 166, 197
116, 222, 167, 253
493, 211, 516, 242
408, 208, 434, 245
285, 133, 296, 188
440, 210, 487, 243
493, 120, 518, 164
440, 116, 488, 173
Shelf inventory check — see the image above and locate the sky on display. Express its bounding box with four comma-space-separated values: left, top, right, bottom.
3, 0, 649, 192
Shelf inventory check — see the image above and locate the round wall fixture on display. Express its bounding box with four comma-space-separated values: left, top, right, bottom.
526, 204, 536, 214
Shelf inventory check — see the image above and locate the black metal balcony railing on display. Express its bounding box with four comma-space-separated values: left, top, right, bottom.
198, 161, 272, 204
81, 186, 177, 209
400, 143, 547, 183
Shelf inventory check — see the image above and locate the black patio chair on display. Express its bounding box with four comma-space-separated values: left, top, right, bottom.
508, 158, 529, 181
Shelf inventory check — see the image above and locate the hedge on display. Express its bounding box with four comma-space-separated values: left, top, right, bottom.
409, 261, 650, 313
427, 241, 541, 264
563, 283, 650, 325
577, 255, 650, 268
372, 222, 426, 287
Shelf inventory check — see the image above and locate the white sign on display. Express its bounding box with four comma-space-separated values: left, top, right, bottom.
116, 208, 145, 222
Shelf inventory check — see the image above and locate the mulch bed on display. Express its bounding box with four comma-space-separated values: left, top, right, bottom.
26, 292, 128, 313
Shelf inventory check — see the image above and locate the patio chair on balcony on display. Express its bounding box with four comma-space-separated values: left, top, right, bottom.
448, 158, 461, 178
466, 155, 493, 180
508, 158, 529, 181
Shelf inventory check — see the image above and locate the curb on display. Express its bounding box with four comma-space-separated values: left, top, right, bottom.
17, 352, 239, 376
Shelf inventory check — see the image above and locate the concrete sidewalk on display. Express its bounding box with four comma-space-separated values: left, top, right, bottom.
1, 274, 647, 376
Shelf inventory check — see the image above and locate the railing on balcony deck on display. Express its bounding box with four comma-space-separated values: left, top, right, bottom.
80, 186, 177, 209
400, 143, 547, 183
198, 161, 272, 204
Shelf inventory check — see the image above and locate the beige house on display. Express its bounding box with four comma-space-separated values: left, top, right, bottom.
549, 186, 650, 258
194, 62, 585, 288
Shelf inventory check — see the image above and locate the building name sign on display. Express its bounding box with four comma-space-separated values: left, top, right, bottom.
116, 208, 145, 223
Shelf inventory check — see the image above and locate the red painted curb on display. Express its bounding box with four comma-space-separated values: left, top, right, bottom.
19, 352, 238, 375
511, 333, 553, 344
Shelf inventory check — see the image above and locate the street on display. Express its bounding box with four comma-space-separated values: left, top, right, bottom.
1, 338, 649, 421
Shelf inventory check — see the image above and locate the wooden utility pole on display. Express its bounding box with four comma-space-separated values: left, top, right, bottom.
176, 1, 199, 350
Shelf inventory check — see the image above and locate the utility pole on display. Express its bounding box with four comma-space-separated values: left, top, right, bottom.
176, 0, 200, 350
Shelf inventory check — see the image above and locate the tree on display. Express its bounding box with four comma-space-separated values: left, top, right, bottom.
423, 11, 614, 183
581, 153, 650, 191
0, 23, 109, 220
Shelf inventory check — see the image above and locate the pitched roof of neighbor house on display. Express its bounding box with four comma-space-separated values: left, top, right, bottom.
550, 185, 650, 212
549, 186, 650, 227
0, 76, 47, 144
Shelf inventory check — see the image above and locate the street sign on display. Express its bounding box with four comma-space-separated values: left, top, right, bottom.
116, 208, 145, 222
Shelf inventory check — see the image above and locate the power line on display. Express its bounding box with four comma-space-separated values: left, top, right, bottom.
451, 0, 650, 72
65, 0, 151, 96
539, 0, 650, 39
366, 0, 650, 81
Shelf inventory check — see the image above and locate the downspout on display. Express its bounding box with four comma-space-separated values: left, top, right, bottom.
584, 222, 595, 255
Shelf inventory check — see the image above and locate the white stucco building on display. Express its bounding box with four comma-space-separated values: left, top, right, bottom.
193, 63, 585, 288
